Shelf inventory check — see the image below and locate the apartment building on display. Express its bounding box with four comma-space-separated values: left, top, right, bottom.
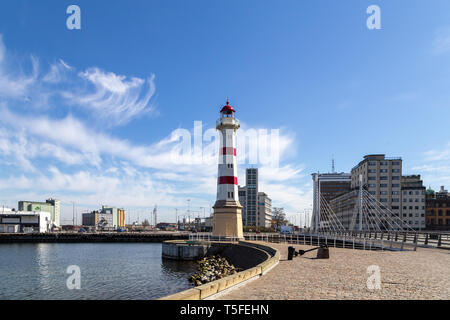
351, 154, 402, 217
401, 175, 426, 230
325, 155, 425, 231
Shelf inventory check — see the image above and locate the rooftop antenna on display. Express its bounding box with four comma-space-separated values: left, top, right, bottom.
331, 156, 336, 173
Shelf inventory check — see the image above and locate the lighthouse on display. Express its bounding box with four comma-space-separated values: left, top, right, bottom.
212, 99, 243, 239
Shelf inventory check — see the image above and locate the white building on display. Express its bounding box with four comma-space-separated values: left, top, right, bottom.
257, 192, 272, 228
0, 211, 52, 233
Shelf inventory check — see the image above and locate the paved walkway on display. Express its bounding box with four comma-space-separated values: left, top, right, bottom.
216, 242, 450, 300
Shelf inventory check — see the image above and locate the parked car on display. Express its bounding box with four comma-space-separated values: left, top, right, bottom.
116, 227, 125, 232
78, 228, 86, 233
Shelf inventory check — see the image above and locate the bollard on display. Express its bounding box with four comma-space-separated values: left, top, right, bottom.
425, 233, 429, 245
317, 246, 329, 259
288, 246, 296, 260
438, 234, 442, 247
363, 238, 366, 250
303, 234, 306, 245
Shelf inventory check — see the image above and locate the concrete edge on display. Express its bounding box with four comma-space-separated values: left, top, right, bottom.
157, 241, 280, 300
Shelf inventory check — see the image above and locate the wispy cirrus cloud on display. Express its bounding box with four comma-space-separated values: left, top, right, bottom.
0, 35, 38, 100
0, 34, 156, 126
62, 68, 156, 125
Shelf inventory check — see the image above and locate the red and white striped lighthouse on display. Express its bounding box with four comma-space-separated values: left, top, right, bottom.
212, 99, 243, 238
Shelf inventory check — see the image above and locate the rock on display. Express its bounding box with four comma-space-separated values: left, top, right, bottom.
188, 255, 237, 286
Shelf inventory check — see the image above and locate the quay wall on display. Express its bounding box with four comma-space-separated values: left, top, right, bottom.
0, 232, 188, 243
159, 241, 280, 300
161, 241, 271, 269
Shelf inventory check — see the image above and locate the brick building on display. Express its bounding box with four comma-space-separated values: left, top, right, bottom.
426, 186, 450, 230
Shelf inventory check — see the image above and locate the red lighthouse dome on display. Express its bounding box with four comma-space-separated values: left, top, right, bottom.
220, 99, 235, 114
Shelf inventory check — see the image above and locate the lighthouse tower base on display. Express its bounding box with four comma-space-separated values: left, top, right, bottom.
212, 200, 244, 239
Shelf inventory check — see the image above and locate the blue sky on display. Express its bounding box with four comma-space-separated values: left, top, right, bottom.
1, 0, 450, 225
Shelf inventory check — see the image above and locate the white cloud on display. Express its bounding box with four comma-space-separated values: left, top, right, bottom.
0, 35, 38, 100
0, 34, 312, 223
423, 142, 450, 162
61, 68, 156, 125
411, 143, 450, 190
0, 34, 155, 125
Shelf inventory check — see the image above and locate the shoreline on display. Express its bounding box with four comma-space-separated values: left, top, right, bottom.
0, 232, 189, 243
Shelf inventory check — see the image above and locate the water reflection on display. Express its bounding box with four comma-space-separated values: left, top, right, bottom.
0, 243, 195, 299
36, 243, 53, 291
161, 258, 197, 274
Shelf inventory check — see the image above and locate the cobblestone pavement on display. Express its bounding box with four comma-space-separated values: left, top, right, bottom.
216, 242, 450, 300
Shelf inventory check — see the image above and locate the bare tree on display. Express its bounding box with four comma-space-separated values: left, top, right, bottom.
272, 207, 287, 230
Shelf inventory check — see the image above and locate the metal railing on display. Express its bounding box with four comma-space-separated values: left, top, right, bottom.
186, 230, 449, 251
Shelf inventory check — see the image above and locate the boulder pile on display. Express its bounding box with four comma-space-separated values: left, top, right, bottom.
188, 255, 237, 286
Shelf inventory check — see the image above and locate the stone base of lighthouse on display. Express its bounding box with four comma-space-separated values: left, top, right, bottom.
212, 200, 244, 239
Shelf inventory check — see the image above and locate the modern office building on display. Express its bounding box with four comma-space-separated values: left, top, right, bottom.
245, 168, 258, 227
329, 189, 359, 230
18, 198, 60, 227
257, 192, 272, 228
239, 168, 273, 228
426, 186, 450, 230
311, 172, 351, 230
401, 175, 426, 229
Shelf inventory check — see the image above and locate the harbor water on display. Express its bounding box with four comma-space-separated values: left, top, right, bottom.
0, 243, 197, 300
